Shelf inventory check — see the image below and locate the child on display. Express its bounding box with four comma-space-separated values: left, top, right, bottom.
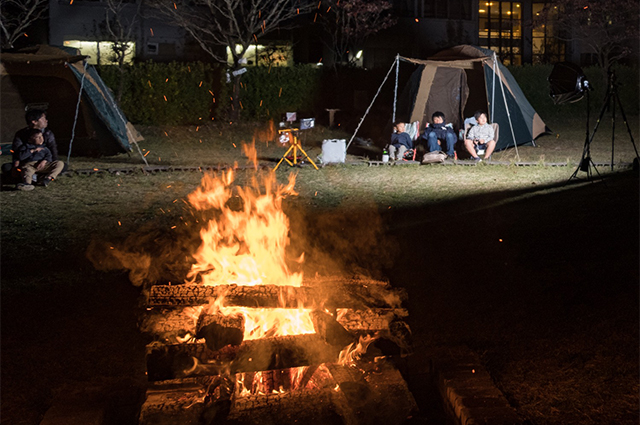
464, 111, 496, 161
15, 129, 64, 190
389, 122, 413, 161
420, 111, 457, 159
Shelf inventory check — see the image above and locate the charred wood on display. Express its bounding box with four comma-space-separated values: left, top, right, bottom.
335, 308, 408, 332
147, 284, 318, 308
310, 310, 355, 347
146, 335, 339, 381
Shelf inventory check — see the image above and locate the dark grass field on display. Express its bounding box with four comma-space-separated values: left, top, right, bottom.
1, 121, 638, 424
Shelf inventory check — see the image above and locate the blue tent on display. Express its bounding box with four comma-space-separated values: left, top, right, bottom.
1, 45, 141, 156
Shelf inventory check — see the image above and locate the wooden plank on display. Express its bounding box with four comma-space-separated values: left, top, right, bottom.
147, 280, 406, 310
146, 334, 339, 381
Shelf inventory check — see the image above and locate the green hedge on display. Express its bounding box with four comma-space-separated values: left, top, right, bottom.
234, 65, 322, 120
98, 62, 637, 126
98, 62, 227, 125
507, 64, 639, 121
98, 63, 321, 125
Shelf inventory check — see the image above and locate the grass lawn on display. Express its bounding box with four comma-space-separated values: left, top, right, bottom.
1, 115, 638, 425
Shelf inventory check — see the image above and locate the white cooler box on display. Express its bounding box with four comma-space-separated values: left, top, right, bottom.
322, 139, 346, 164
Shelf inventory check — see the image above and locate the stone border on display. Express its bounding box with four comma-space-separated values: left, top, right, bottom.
428, 345, 523, 425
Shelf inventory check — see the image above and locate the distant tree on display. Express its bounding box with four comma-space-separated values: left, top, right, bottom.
319, 0, 396, 68
0, 0, 48, 49
94, 0, 142, 102
150, 0, 315, 120
535, 0, 639, 77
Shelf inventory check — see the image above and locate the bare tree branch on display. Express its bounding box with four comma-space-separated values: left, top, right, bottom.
148, 0, 315, 120
318, 0, 396, 67
150, 0, 315, 66
0, 0, 48, 49
535, 0, 639, 74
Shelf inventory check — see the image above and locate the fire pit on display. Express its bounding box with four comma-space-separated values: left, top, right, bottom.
139, 277, 416, 425
133, 167, 417, 424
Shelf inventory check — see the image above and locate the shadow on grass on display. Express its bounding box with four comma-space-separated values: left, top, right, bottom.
1, 170, 637, 425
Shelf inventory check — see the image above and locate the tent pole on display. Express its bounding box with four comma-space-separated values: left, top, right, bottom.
393, 54, 400, 123
346, 56, 399, 152
491, 54, 496, 120
67, 60, 89, 165
493, 53, 520, 161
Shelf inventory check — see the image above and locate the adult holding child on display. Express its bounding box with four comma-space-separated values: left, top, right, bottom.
2, 108, 65, 183
14, 129, 65, 190
464, 111, 496, 162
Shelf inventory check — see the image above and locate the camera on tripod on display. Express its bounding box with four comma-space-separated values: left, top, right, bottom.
549, 62, 639, 180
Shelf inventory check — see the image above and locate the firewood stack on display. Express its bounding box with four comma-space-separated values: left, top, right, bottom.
138, 276, 417, 425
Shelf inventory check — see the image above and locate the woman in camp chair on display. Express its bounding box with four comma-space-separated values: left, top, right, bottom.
464, 111, 496, 161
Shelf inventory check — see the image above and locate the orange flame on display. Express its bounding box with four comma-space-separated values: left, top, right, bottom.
186, 167, 300, 288
338, 335, 377, 366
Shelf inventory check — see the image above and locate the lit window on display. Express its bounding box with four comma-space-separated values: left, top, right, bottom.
63, 40, 135, 65
226, 44, 293, 67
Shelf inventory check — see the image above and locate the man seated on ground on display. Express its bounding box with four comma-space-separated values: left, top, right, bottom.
464, 111, 496, 162
15, 129, 65, 191
2, 109, 64, 182
388, 122, 413, 161
420, 111, 457, 160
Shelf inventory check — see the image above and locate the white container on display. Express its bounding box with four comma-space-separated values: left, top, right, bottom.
382, 153, 389, 163
321, 139, 346, 163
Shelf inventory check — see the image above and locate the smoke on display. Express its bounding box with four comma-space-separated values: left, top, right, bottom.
286, 200, 398, 280
86, 213, 203, 288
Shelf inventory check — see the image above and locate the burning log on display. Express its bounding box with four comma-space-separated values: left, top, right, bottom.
228, 388, 339, 424
139, 307, 203, 339
147, 284, 319, 308
146, 335, 339, 381
147, 281, 406, 310
327, 361, 417, 425
336, 308, 409, 332
310, 310, 354, 347
139, 376, 233, 425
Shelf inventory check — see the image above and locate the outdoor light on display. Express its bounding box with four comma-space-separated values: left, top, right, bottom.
548, 62, 589, 105
356, 50, 363, 59
551, 62, 640, 179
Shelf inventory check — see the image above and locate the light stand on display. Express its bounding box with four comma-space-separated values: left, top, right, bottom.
568, 86, 602, 182
273, 127, 319, 171
570, 69, 640, 181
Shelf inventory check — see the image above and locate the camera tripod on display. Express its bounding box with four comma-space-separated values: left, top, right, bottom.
570, 70, 640, 182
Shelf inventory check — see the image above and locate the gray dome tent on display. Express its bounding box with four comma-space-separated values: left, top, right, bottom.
398, 45, 549, 152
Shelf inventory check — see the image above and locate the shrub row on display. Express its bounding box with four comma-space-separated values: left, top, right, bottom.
98, 62, 638, 126
98, 62, 225, 126
97, 62, 322, 125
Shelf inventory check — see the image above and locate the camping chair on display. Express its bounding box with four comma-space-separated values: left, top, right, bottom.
462, 122, 499, 157
401, 121, 420, 161
418, 122, 456, 159
463, 122, 499, 142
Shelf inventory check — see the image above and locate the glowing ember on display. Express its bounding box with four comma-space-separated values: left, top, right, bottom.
235, 364, 333, 397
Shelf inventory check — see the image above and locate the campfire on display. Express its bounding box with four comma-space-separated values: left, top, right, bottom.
138, 163, 416, 424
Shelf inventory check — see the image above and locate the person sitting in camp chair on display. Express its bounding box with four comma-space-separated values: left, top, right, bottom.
420, 111, 457, 160
2, 109, 64, 182
388, 122, 413, 161
15, 129, 65, 190
464, 111, 496, 162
